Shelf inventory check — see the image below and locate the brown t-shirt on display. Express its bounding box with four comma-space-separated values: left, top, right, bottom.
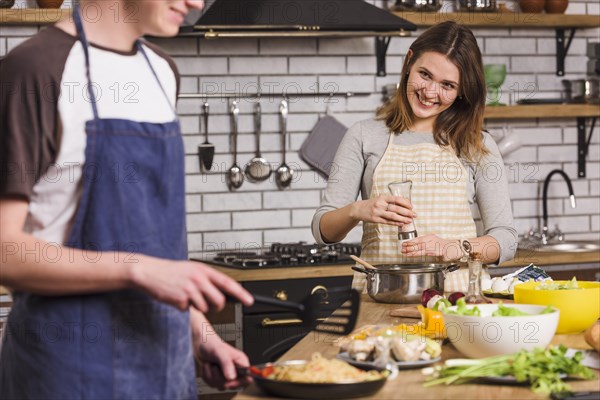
0, 26, 180, 243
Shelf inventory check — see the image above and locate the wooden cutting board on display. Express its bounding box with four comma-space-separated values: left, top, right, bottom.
389, 306, 421, 319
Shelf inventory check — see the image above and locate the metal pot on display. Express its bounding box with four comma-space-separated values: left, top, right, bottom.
562, 78, 600, 104
352, 263, 459, 304
391, 0, 442, 12
457, 0, 497, 12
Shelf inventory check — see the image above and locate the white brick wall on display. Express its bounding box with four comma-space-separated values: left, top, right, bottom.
2, 2, 598, 255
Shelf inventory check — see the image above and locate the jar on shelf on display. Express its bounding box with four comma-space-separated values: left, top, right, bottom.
0, 0, 15, 9
545, 0, 568, 14
517, 0, 545, 13
36, 0, 65, 8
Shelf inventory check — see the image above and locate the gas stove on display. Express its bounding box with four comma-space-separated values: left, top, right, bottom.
207, 242, 361, 269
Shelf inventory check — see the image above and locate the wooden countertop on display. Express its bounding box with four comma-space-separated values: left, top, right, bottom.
501, 249, 600, 268
210, 249, 600, 282
236, 296, 600, 400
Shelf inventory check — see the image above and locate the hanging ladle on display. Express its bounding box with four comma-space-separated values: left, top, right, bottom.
226, 100, 244, 190
245, 103, 271, 182
275, 99, 294, 189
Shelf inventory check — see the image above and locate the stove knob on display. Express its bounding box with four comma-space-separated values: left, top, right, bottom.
280, 254, 291, 265
312, 252, 322, 263
273, 290, 288, 302
296, 252, 307, 263
325, 250, 338, 261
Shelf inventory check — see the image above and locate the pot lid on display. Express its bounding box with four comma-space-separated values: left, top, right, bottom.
372, 263, 457, 273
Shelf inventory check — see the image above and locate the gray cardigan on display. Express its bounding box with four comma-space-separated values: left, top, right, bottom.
311, 118, 518, 265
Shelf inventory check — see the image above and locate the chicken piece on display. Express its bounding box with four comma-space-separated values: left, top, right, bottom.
346, 339, 375, 362
390, 337, 426, 362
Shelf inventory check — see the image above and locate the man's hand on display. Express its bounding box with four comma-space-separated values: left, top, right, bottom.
130, 258, 254, 312
191, 310, 252, 391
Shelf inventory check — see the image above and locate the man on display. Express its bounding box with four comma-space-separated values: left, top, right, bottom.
0, 1, 252, 397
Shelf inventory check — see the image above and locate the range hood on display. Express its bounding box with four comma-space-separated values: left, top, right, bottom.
179, 0, 417, 37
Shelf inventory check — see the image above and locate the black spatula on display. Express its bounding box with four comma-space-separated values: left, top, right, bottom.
247, 286, 360, 335
198, 101, 214, 172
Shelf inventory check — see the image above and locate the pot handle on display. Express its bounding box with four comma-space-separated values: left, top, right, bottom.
445, 264, 460, 274
351, 266, 370, 275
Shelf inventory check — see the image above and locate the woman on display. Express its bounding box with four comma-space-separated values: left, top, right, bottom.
312, 21, 517, 292
0, 1, 252, 398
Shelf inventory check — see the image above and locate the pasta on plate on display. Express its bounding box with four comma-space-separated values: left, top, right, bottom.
264, 353, 387, 384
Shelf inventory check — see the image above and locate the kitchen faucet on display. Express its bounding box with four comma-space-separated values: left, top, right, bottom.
540, 169, 577, 244
522, 169, 577, 246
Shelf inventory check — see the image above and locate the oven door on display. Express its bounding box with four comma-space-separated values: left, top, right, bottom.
242, 276, 352, 364
243, 312, 312, 363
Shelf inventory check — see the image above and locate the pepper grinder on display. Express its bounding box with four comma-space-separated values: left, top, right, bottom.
464, 251, 491, 304
388, 180, 418, 241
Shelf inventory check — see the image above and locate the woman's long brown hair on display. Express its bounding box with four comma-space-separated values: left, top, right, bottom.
377, 21, 487, 161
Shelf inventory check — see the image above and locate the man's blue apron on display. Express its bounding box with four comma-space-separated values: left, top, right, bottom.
0, 7, 197, 399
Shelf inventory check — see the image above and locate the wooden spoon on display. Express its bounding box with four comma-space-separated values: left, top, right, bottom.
350, 255, 376, 270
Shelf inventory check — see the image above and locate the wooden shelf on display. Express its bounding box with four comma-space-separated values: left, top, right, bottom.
484, 104, 600, 119
0, 8, 67, 24
3, 8, 599, 28
394, 11, 600, 28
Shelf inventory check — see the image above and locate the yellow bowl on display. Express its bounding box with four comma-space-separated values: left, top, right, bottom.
514, 280, 600, 334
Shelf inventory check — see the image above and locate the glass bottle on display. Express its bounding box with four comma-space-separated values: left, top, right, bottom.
388, 180, 417, 241
464, 252, 491, 304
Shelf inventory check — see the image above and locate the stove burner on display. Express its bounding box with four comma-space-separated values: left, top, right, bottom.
214, 251, 258, 264
209, 242, 360, 269
238, 257, 279, 268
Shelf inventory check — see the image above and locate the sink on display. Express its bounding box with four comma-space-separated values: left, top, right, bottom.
519, 241, 600, 253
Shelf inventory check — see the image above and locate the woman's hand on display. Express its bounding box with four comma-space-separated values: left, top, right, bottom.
350, 194, 416, 226
130, 258, 254, 312
401, 234, 462, 262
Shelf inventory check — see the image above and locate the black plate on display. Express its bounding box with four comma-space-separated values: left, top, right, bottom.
248, 360, 388, 399
337, 352, 441, 370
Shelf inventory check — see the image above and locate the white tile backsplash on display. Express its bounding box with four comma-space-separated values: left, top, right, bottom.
485, 38, 536, 55
229, 56, 287, 75
174, 57, 228, 76
187, 213, 231, 232
232, 210, 290, 230
203, 192, 262, 212
3, 4, 598, 251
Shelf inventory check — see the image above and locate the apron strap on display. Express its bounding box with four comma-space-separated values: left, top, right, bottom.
73, 5, 99, 119
137, 41, 178, 117
72, 6, 178, 120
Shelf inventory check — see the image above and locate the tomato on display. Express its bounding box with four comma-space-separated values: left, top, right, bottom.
261, 365, 274, 378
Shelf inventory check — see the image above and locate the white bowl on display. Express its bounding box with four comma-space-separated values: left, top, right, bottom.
441, 304, 559, 358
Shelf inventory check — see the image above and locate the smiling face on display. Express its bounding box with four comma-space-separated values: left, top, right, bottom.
405, 51, 460, 132
132, 0, 205, 37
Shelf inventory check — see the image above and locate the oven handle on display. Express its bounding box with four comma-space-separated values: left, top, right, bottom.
261, 317, 326, 327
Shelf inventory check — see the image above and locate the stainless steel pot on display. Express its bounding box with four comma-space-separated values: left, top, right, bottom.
352, 263, 459, 304
562, 78, 600, 104
391, 0, 442, 12
457, 0, 497, 12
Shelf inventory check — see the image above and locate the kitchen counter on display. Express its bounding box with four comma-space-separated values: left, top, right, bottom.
209, 249, 600, 282
236, 296, 600, 400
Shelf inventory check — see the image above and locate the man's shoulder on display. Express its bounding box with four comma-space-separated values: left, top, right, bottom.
142, 40, 178, 76
1, 26, 76, 82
